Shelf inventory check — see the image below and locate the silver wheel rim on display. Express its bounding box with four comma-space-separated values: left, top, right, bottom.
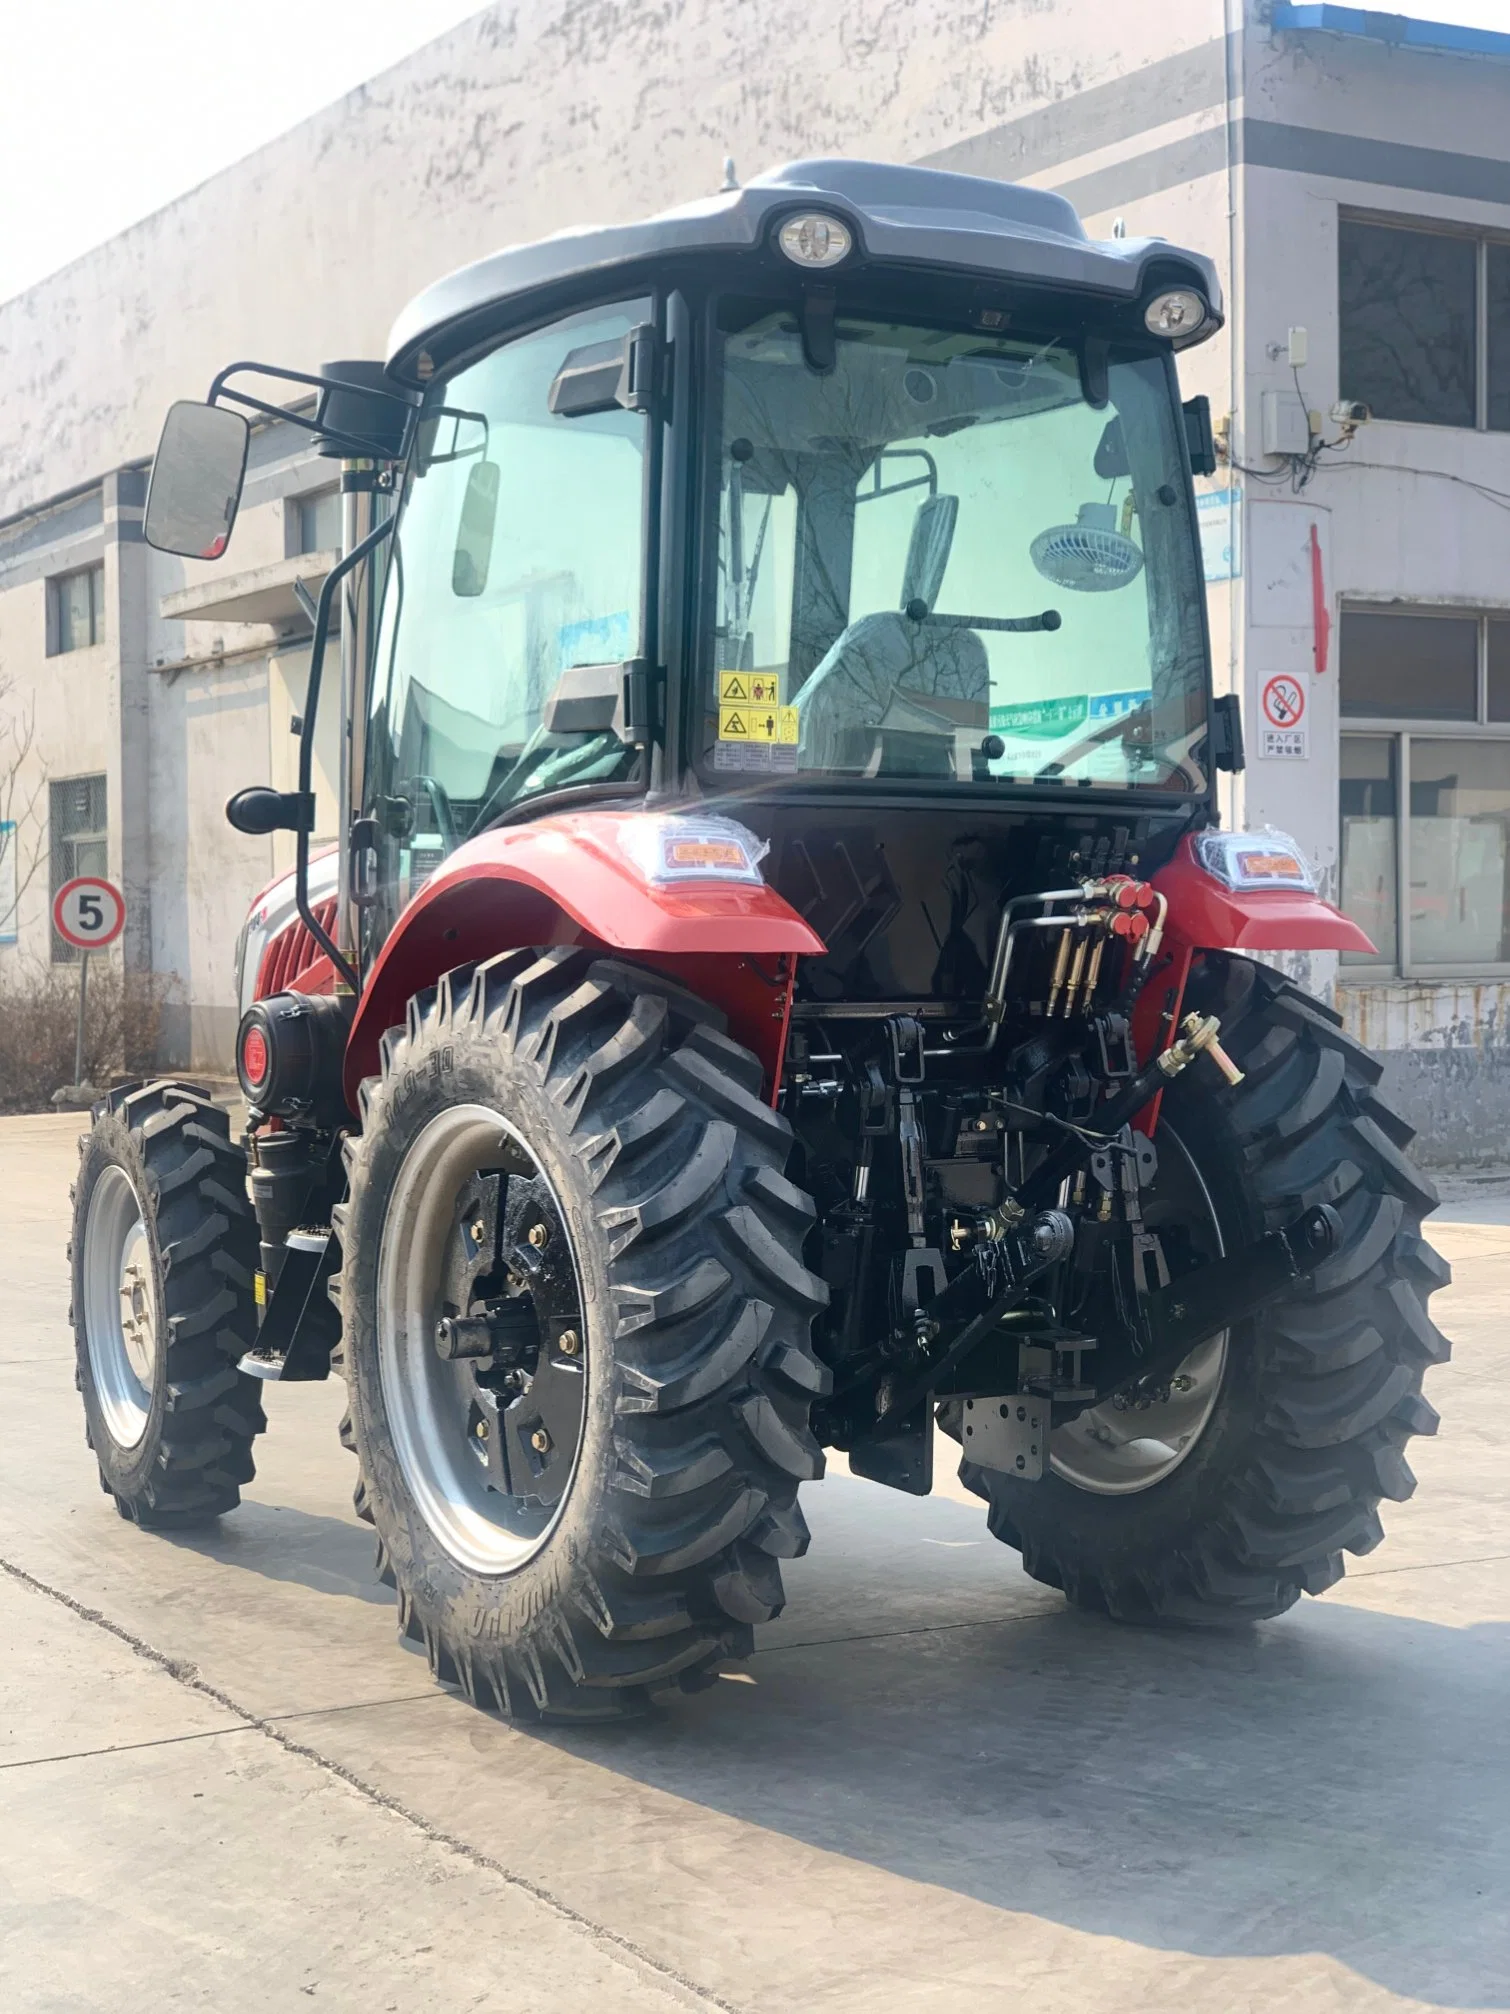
1050, 1125, 1228, 1496
376, 1103, 588, 1576
82, 1163, 159, 1449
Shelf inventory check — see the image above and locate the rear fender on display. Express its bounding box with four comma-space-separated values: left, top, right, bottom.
343, 812, 825, 1108
1132, 833, 1374, 1124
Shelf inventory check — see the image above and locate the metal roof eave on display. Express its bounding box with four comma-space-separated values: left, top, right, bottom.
1273, 3, 1510, 62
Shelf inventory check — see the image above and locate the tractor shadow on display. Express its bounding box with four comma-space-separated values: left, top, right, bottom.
541, 1477, 1510, 2010
159, 1502, 393, 1606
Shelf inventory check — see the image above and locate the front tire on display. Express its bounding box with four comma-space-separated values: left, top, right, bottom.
334, 949, 830, 1719
70, 1082, 266, 1526
966, 956, 1451, 1623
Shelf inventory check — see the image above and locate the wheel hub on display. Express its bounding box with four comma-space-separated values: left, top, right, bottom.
1048, 1124, 1228, 1496
82, 1163, 158, 1450
377, 1105, 589, 1575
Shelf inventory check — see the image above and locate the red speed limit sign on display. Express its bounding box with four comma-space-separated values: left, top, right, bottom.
53, 876, 126, 951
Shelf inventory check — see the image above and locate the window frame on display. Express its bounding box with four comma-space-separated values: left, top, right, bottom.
48, 772, 109, 966
47, 562, 105, 656
1339, 207, 1510, 435
1339, 603, 1510, 981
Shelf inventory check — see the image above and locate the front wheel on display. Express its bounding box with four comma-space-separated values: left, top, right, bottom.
333, 950, 830, 1719
965, 956, 1451, 1623
70, 1082, 266, 1526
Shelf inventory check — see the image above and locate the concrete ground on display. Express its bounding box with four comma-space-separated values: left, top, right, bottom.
1, 1113, 1505, 2014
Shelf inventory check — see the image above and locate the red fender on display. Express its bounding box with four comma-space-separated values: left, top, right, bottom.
343, 811, 825, 1108
1131, 834, 1375, 1122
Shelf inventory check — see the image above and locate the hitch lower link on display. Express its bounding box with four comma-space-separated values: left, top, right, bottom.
961, 1201, 1343, 1484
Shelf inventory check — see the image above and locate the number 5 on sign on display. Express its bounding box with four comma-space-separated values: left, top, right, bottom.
53, 876, 126, 951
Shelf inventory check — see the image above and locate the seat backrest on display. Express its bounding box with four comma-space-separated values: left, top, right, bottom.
797, 611, 988, 770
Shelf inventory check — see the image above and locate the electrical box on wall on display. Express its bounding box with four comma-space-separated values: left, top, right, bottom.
1261, 389, 1311, 457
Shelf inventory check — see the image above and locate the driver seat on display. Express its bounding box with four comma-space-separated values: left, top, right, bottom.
796, 492, 988, 771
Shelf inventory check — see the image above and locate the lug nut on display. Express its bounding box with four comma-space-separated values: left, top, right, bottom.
527, 1222, 549, 1250
474, 1418, 488, 1439
530, 1426, 552, 1454
558, 1329, 581, 1356
469, 1217, 487, 1246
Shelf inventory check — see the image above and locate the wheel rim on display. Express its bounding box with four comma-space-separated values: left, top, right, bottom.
1049, 1123, 1228, 1496
82, 1163, 159, 1449
377, 1103, 589, 1576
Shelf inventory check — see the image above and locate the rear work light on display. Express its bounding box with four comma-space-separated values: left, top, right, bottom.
1143, 288, 1207, 338
1195, 828, 1316, 893
777, 212, 853, 269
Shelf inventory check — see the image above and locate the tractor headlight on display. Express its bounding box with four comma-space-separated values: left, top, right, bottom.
777, 212, 853, 269
617, 815, 769, 887
1143, 288, 1207, 338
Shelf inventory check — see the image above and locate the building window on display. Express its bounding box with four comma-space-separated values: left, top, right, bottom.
297, 488, 342, 555
49, 775, 108, 965
49, 564, 105, 654
1339, 216, 1510, 432
1339, 609, 1510, 974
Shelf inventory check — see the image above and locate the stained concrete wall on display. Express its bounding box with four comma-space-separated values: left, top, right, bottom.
2, 0, 1508, 1150
0, 0, 1230, 522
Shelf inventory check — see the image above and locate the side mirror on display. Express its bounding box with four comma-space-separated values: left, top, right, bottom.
144, 401, 250, 558
226, 786, 314, 835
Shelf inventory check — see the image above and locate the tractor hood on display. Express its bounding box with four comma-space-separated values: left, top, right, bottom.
385, 158, 1223, 385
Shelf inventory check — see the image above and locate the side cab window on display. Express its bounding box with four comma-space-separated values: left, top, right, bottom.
366, 299, 653, 931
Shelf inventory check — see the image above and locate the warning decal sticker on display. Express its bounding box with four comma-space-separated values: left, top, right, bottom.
718, 704, 799, 744
719, 671, 782, 705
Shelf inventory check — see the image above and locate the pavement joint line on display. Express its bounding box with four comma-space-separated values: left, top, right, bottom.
0, 1551, 748, 2014
753, 1605, 1063, 1655
0, 1722, 256, 1773
0, 1690, 456, 1776
1346, 1548, 1510, 1580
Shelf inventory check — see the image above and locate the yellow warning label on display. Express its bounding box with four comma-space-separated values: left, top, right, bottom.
719, 670, 783, 705
719, 704, 799, 744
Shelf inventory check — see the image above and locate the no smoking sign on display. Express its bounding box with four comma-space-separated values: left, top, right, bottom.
1262, 675, 1307, 728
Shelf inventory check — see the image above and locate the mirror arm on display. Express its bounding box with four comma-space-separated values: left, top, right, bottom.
296, 516, 396, 995
205, 362, 418, 461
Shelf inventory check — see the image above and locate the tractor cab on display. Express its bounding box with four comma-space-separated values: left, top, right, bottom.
72, 161, 1446, 1726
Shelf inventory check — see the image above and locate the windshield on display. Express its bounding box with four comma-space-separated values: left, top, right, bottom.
701, 307, 1209, 792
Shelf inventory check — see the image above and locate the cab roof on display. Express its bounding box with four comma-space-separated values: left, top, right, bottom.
385, 158, 1223, 383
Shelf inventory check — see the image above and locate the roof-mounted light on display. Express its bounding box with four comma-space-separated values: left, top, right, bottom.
1144, 288, 1207, 338
777, 212, 853, 269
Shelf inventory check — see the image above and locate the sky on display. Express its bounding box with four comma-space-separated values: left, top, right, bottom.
0, 0, 489, 304
0, 0, 1507, 304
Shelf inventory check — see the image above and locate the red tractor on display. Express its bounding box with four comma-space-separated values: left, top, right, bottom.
71, 161, 1448, 1720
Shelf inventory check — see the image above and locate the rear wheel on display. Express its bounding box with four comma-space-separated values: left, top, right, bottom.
333, 949, 830, 1719
965, 956, 1451, 1622
70, 1082, 266, 1526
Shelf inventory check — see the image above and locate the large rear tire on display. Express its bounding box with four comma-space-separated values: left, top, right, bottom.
333, 949, 829, 1720
70, 1082, 267, 1527
965, 956, 1451, 1622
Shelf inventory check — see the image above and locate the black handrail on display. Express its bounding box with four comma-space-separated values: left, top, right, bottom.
296, 516, 396, 994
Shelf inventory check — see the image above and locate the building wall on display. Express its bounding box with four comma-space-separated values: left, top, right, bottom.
1, 0, 1507, 1158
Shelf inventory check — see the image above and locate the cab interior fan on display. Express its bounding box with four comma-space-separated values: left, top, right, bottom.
1030, 503, 1144, 592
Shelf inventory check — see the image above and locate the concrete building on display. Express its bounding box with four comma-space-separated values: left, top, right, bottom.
0, 0, 1506, 1153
